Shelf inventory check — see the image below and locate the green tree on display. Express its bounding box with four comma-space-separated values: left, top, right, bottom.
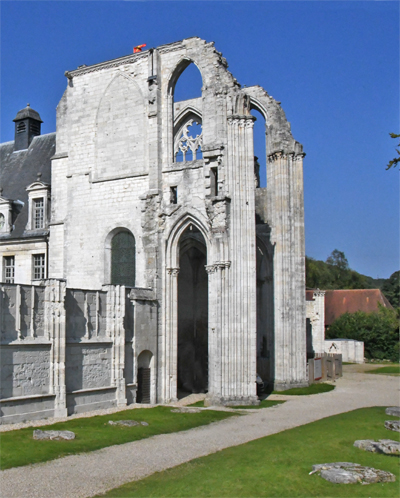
326, 305, 399, 362
386, 133, 400, 170
306, 253, 368, 290
381, 270, 400, 308
326, 249, 349, 271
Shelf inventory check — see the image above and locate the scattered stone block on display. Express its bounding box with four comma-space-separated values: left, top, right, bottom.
354, 439, 400, 455
141, 421, 149, 426
385, 407, 400, 417
170, 407, 201, 414
33, 429, 75, 440
108, 420, 140, 427
385, 420, 400, 432
310, 463, 396, 484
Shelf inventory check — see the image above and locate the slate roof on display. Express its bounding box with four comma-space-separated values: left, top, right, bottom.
324, 289, 393, 326
0, 133, 55, 239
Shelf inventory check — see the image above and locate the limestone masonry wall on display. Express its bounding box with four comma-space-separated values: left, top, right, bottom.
0, 281, 136, 424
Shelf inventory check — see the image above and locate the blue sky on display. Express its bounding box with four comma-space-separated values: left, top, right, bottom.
1, 1, 398, 279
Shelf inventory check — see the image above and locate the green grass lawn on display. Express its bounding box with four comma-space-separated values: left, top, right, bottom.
366, 365, 400, 376
0, 406, 237, 470
97, 407, 400, 498
188, 400, 285, 409
271, 383, 335, 395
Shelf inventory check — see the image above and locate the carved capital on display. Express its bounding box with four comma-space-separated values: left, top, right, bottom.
215, 261, 231, 270
166, 267, 180, 276
206, 261, 231, 273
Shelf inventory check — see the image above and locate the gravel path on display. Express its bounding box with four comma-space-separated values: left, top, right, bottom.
1, 368, 399, 498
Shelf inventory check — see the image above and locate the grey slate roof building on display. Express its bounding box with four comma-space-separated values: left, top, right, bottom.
0, 132, 55, 238
0, 105, 54, 286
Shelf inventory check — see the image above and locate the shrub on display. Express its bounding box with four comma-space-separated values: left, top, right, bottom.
326, 305, 399, 362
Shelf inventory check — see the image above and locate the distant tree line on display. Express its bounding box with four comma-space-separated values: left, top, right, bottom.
306, 249, 399, 308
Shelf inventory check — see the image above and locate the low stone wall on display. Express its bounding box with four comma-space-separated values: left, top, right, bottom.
308, 353, 342, 383
325, 339, 364, 364
0, 281, 139, 424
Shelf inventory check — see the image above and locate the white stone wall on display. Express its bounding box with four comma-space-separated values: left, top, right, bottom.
306, 290, 326, 354
325, 339, 364, 364
0, 240, 48, 285
46, 37, 308, 405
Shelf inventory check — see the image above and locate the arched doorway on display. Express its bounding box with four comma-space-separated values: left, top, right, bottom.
136, 350, 152, 404
177, 225, 208, 395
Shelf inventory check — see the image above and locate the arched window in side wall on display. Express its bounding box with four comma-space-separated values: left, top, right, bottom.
171, 62, 204, 163
111, 231, 136, 287
251, 107, 267, 188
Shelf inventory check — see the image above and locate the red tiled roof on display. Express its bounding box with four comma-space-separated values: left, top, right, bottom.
324, 289, 393, 326
306, 290, 316, 301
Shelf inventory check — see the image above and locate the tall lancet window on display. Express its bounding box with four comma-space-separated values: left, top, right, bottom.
111, 231, 136, 287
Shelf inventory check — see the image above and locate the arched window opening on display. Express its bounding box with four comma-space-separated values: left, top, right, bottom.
174, 119, 203, 163
173, 63, 202, 102
111, 230, 136, 287
251, 108, 267, 188
171, 62, 203, 164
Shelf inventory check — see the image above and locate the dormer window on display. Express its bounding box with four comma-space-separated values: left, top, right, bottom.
33, 198, 44, 229
0, 195, 13, 235
26, 181, 50, 231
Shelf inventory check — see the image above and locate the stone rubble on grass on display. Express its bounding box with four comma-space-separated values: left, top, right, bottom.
310, 462, 396, 484
385, 406, 400, 417
33, 430, 75, 440
170, 407, 201, 414
385, 420, 400, 432
354, 439, 400, 455
108, 420, 149, 427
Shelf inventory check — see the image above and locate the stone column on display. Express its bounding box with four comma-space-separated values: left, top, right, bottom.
208, 112, 257, 405
45, 279, 68, 418
267, 151, 307, 389
162, 267, 179, 403
105, 285, 127, 407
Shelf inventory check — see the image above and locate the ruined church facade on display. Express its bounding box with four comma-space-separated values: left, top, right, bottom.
1, 38, 306, 421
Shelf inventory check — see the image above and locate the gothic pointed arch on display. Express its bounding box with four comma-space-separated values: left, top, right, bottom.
165, 212, 212, 270
94, 72, 146, 181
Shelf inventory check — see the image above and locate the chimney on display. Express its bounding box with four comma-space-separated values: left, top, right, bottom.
13, 104, 43, 152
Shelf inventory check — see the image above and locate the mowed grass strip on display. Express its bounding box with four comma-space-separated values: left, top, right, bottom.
271, 383, 335, 395
366, 365, 400, 376
97, 407, 400, 498
0, 406, 237, 470
188, 400, 285, 409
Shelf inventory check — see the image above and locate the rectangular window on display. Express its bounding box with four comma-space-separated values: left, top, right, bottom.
33, 254, 45, 280
33, 198, 44, 229
210, 167, 218, 197
170, 186, 177, 205
4, 256, 15, 283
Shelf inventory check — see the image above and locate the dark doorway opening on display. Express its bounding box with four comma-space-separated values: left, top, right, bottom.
136, 350, 152, 404
177, 225, 208, 396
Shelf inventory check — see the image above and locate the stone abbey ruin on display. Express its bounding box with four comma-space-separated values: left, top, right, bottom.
0, 37, 310, 423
